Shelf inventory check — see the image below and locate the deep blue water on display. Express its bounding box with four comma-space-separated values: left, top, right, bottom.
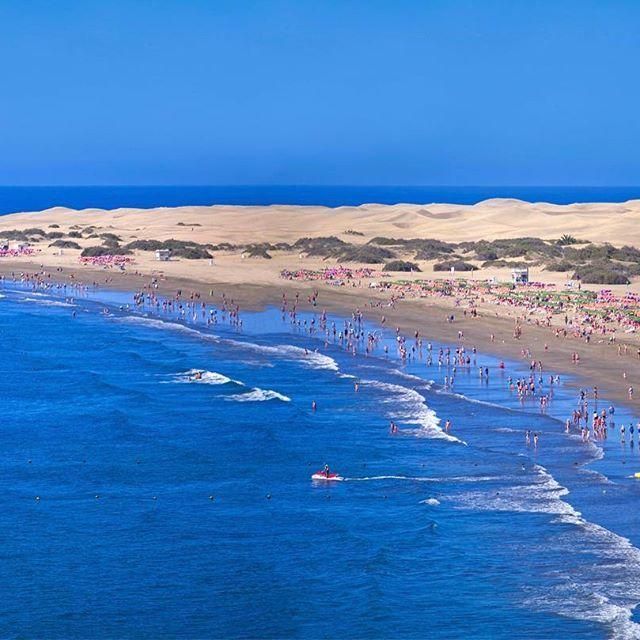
2, 281, 640, 638
0, 185, 639, 214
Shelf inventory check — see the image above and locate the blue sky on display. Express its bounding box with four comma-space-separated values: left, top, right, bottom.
0, 0, 638, 185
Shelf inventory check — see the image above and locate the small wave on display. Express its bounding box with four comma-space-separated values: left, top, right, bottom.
227, 388, 291, 402
391, 368, 434, 388
239, 360, 275, 368
420, 498, 440, 506
363, 379, 465, 445
115, 315, 219, 341
453, 464, 579, 517
169, 369, 242, 386
436, 388, 511, 411
224, 339, 339, 372
22, 297, 74, 308
454, 464, 640, 637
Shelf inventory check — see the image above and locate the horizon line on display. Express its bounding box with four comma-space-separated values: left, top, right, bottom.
0, 184, 639, 189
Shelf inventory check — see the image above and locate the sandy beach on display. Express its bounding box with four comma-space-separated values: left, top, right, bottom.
2, 198, 640, 408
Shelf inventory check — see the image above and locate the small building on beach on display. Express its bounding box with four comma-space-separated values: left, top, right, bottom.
155, 249, 171, 261
511, 267, 529, 285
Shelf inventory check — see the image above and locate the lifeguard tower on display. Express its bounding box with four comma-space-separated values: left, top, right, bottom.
511, 267, 529, 285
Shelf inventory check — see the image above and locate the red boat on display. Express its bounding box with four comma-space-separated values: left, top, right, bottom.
311, 470, 343, 481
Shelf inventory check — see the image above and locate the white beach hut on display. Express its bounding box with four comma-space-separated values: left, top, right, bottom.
511, 267, 529, 285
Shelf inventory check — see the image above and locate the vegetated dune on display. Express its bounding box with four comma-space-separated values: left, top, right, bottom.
0, 199, 639, 247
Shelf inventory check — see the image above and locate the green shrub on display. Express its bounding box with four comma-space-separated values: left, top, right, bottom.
0, 230, 29, 240
434, 260, 478, 272
245, 245, 272, 259
81, 245, 131, 257
125, 239, 165, 251
573, 261, 630, 285
100, 232, 122, 243
481, 259, 528, 268
545, 260, 579, 272
49, 240, 81, 249
557, 234, 579, 246
383, 260, 421, 272
173, 246, 211, 259
339, 245, 395, 263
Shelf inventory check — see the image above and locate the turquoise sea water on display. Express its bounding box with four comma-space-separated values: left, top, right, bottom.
2, 280, 640, 638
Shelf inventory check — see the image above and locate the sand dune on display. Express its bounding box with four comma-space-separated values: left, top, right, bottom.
1, 199, 640, 247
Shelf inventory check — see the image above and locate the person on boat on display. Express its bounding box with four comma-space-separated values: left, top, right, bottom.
323, 464, 331, 478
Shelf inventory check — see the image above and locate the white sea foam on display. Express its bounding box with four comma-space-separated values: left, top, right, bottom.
224, 339, 339, 371
116, 315, 219, 341
437, 388, 512, 411
420, 498, 440, 506
453, 464, 579, 517
362, 379, 465, 445
22, 297, 74, 307
227, 387, 291, 402
391, 368, 434, 388
169, 369, 242, 386
347, 474, 503, 483
348, 475, 440, 482
454, 464, 640, 638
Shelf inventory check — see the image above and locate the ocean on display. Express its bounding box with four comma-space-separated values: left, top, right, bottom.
0, 185, 639, 214
2, 279, 640, 639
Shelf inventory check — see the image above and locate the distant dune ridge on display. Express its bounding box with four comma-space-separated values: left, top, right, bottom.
1, 198, 640, 247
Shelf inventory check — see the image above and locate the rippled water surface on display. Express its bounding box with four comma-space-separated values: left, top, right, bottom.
2, 282, 640, 638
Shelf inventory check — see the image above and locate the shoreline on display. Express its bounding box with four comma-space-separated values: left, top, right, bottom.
2, 257, 638, 413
